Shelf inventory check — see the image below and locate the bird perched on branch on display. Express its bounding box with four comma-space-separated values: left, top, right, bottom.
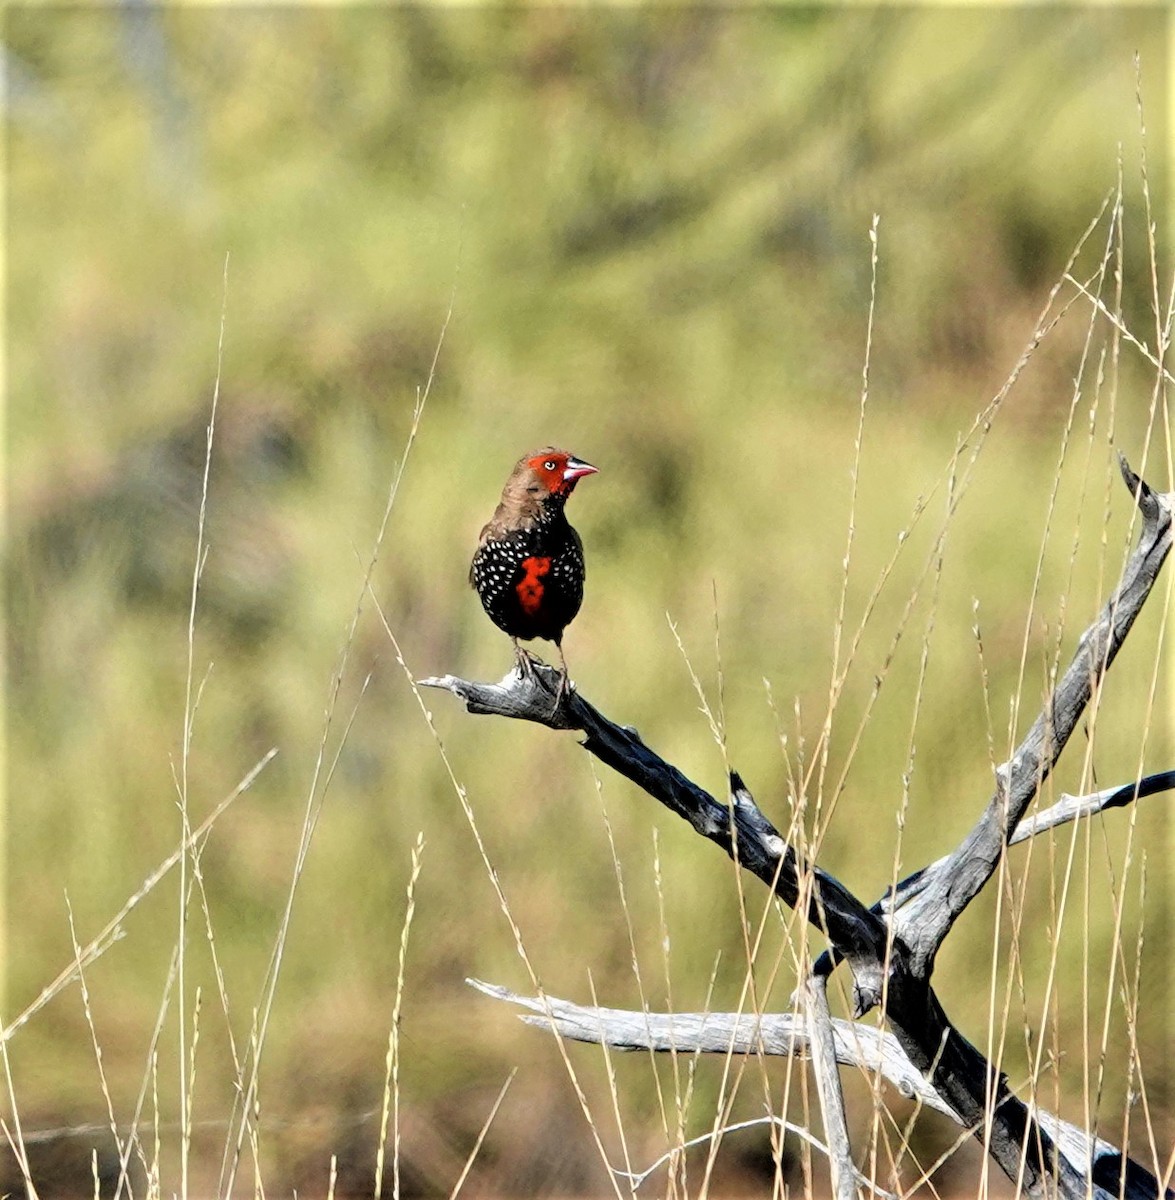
470, 447, 598, 696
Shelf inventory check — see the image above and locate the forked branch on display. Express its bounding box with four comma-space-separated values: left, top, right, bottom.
811, 768, 1175, 982
421, 459, 1172, 1200
895, 457, 1172, 973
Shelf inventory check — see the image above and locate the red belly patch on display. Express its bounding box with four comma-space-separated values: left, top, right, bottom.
516, 556, 552, 615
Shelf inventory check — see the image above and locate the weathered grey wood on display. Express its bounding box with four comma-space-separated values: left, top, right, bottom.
802, 975, 857, 1200
418, 666, 582, 730
896, 458, 1173, 975
418, 672, 891, 1010
468, 980, 1162, 1200
811, 769, 1175, 982
1009, 770, 1174, 843
425, 460, 1174, 1200
422, 671, 1095, 1195
465, 977, 955, 1115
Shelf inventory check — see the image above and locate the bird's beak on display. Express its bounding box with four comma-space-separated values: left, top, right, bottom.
563, 457, 599, 483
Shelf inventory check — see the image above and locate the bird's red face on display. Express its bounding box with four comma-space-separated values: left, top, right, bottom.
524, 450, 599, 497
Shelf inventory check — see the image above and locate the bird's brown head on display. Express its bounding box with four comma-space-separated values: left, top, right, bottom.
486, 447, 598, 532
516, 448, 599, 501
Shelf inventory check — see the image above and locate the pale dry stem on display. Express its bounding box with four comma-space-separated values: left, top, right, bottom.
1, 1032, 39, 1198
816, 213, 881, 845
176, 251, 231, 1200
374, 831, 426, 1200
3, 750, 274, 1047
447, 1070, 517, 1200
112, 944, 180, 1200
589, 762, 661, 1185
66, 898, 129, 1176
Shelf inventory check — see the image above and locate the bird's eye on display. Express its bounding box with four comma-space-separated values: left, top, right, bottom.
543, 459, 557, 471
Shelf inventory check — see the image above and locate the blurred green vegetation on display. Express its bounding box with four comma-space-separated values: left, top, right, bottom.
5, 6, 1171, 1196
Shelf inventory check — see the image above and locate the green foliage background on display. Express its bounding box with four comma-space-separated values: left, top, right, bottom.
5, 7, 1171, 1195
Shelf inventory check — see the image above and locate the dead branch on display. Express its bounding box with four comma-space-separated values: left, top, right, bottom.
801, 975, 857, 1200
811, 769, 1175, 982
422, 459, 1173, 1200
465, 979, 952, 1116
895, 457, 1173, 974
420, 669, 891, 1006
468, 980, 1165, 1200
421, 667, 1093, 1194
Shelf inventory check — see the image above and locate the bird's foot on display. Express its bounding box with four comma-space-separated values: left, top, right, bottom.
513, 645, 543, 682
552, 644, 575, 712
536, 669, 571, 717
511, 643, 573, 713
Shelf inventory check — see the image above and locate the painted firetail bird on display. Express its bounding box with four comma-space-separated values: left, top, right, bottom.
470, 448, 598, 697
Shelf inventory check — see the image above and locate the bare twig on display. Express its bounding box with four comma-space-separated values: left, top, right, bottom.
895, 459, 1173, 974
801, 975, 856, 1200
811, 769, 1175, 982
466, 978, 949, 1112
469, 980, 1161, 1200
614, 1113, 898, 1199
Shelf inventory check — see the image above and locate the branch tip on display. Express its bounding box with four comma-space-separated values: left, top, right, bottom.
1117, 452, 1160, 519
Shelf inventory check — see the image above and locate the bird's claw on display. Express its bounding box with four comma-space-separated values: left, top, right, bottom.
513, 647, 542, 682
510, 645, 574, 714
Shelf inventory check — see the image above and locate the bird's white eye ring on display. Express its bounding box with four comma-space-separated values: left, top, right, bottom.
543, 459, 557, 471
